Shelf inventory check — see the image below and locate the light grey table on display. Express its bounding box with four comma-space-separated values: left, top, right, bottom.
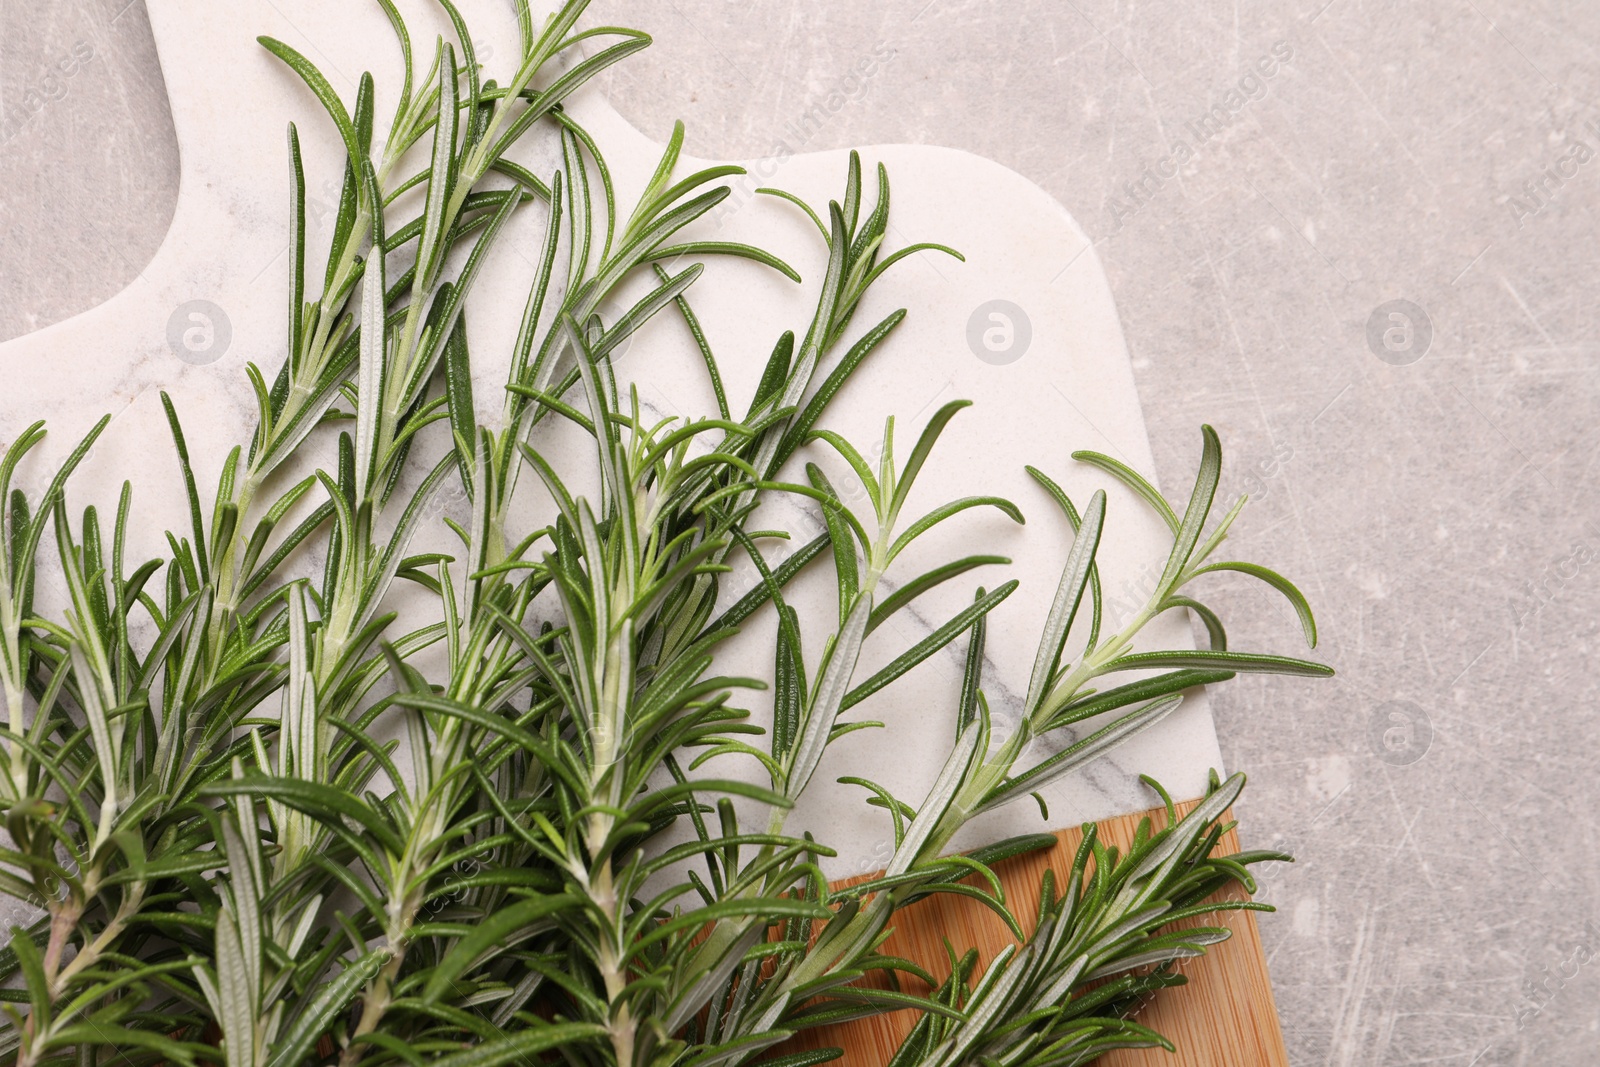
4, 1, 1596, 1063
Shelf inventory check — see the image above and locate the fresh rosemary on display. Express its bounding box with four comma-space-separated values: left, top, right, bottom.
0, 3, 1329, 1065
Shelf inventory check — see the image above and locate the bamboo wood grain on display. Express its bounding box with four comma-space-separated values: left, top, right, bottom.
786, 800, 1289, 1067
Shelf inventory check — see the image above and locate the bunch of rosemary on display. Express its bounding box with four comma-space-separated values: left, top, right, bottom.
0, 2, 1329, 1065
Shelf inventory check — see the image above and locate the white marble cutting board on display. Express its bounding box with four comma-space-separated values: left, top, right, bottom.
0, 0, 1222, 879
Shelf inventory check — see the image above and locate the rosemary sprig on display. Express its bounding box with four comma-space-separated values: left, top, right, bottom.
0, 3, 1329, 1066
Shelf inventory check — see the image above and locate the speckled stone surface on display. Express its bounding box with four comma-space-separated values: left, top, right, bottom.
4, 1, 1598, 1063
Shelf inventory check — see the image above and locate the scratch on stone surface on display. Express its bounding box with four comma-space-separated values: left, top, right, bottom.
1327, 903, 1382, 1067
1499, 275, 1560, 352
1381, 777, 1438, 892
1307, 31, 1441, 204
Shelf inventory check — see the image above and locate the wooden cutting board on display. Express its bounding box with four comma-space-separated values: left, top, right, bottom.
793, 800, 1289, 1067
